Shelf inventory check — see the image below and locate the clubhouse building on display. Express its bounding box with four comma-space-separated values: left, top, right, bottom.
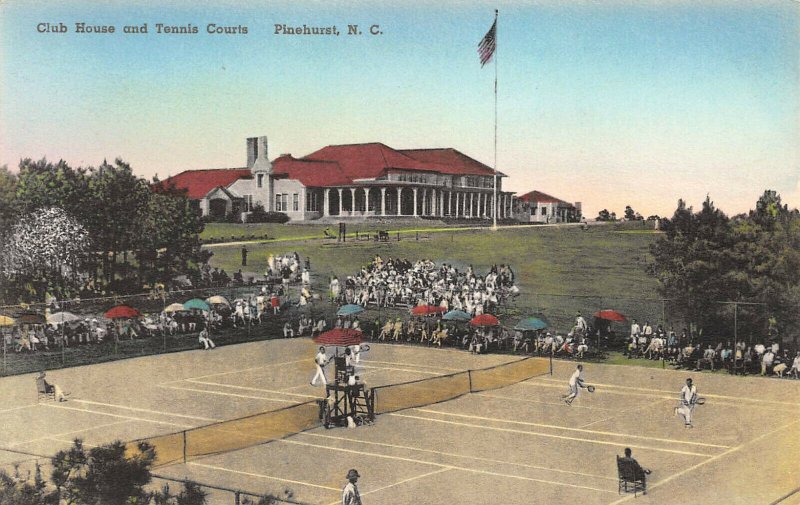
518, 190, 582, 224
158, 136, 516, 222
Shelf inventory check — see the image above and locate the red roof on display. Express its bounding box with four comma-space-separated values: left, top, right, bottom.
399, 148, 500, 176
156, 169, 251, 199
303, 143, 444, 180
272, 156, 351, 187
518, 190, 572, 205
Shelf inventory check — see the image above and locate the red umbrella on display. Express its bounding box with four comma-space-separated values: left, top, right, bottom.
313, 328, 364, 346
410, 305, 445, 316
470, 314, 500, 327
104, 305, 142, 319
593, 310, 627, 322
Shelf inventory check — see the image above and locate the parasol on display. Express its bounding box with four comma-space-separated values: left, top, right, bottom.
313, 328, 364, 346
514, 317, 548, 331
336, 304, 365, 317
593, 310, 627, 322
206, 295, 230, 306
410, 305, 445, 316
442, 310, 471, 322
164, 303, 186, 313
184, 298, 210, 311
104, 306, 142, 319
47, 312, 81, 325
470, 314, 500, 327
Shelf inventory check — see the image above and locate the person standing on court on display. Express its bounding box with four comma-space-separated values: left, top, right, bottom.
311, 346, 328, 386
562, 364, 585, 405
342, 468, 362, 505
241, 246, 248, 267
675, 377, 697, 428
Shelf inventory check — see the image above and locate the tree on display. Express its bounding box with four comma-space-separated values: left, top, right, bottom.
649, 193, 800, 341
0, 165, 18, 232
623, 205, 636, 221
596, 209, 612, 221
15, 158, 88, 220
1, 207, 92, 301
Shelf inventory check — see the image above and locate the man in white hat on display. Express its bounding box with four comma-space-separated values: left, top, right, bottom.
311, 346, 328, 386
342, 468, 362, 505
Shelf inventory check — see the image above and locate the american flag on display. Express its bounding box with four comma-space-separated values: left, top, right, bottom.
478, 18, 496, 67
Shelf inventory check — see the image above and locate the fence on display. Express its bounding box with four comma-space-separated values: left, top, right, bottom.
0, 283, 335, 376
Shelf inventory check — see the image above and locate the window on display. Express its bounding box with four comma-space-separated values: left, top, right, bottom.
293, 193, 299, 211
306, 191, 319, 212
275, 194, 287, 212
541, 207, 547, 215
257, 174, 264, 188
243, 195, 253, 212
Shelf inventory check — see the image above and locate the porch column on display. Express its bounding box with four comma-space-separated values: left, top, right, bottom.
337, 188, 343, 216
448, 191, 453, 216
323, 188, 330, 217
349, 188, 356, 215
412, 188, 418, 217
421, 189, 427, 216
380, 187, 386, 216
397, 188, 402, 215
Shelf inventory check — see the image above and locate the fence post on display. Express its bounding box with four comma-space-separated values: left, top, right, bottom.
549, 350, 553, 375
468, 369, 473, 392
234, 491, 240, 505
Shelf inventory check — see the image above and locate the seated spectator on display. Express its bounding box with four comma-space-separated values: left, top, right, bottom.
790, 351, 800, 379
699, 345, 716, 371
283, 322, 294, 338
198, 325, 215, 350
619, 447, 651, 493
36, 372, 68, 401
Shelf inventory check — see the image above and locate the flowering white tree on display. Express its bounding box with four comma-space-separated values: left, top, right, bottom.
1, 207, 92, 294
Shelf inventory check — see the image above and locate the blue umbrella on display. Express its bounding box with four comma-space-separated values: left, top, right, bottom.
184, 298, 210, 311
514, 317, 548, 331
442, 310, 471, 322
336, 304, 365, 316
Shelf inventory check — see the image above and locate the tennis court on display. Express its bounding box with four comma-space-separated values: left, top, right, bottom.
1, 339, 798, 504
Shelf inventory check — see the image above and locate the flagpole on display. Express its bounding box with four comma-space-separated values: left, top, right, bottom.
492, 8, 499, 231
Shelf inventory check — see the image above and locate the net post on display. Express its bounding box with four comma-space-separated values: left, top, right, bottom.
468, 369, 473, 392
234, 491, 240, 505
549, 351, 553, 375
182, 430, 187, 463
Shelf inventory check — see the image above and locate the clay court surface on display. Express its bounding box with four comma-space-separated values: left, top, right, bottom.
1, 339, 798, 505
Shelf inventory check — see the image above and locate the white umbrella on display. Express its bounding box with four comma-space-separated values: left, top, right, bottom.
164, 303, 186, 313
206, 295, 230, 306
47, 312, 81, 325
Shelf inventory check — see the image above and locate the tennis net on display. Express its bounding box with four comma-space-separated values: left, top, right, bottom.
128, 357, 550, 467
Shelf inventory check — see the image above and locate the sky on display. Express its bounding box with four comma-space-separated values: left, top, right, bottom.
1, 0, 798, 218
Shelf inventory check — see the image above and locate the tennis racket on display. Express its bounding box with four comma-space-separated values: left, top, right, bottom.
587, 385, 596, 393
695, 397, 706, 405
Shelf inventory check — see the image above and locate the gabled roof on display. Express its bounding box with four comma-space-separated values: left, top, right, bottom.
272, 155, 351, 187
518, 190, 573, 206
155, 168, 251, 199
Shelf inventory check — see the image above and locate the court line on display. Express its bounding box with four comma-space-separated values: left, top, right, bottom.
580, 399, 671, 429
532, 377, 800, 407
160, 358, 310, 384
367, 360, 465, 372
278, 439, 617, 494
182, 380, 319, 399
475, 392, 617, 411
606, 418, 800, 505
188, 462, 340, 491
411, 408, 731, 449
357, 364, 444, 375
10, 420, 132, 447
390, 413, 715, 457
160, 385, 301, 404
300, 432, 618, 482
70, 399, 222, 422
40, 403, 193, 428
324, 468, 453, 505
0, 404, 39, 414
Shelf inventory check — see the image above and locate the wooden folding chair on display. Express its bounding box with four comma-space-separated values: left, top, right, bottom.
36, 378, 56, 403
617, 456, 646, 496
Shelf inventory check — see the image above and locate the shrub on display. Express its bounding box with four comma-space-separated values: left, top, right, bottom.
246, 205, 289, 224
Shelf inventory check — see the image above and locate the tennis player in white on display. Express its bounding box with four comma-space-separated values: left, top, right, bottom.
563, 364, 585, 405
311, 346, 329, 386
676, 377, 697, 428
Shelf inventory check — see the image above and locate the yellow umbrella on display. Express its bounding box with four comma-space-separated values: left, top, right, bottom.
0, 315, 16, 326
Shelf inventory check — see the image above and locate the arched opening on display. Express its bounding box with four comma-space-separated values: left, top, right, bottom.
367, 188, 381, 213
341, 189, 353, 214
400, 188, 415, 216
354, 188, 367, 213
328, 190, 340, 216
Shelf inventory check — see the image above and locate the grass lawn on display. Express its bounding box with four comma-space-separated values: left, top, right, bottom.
206, 225, 665, 332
